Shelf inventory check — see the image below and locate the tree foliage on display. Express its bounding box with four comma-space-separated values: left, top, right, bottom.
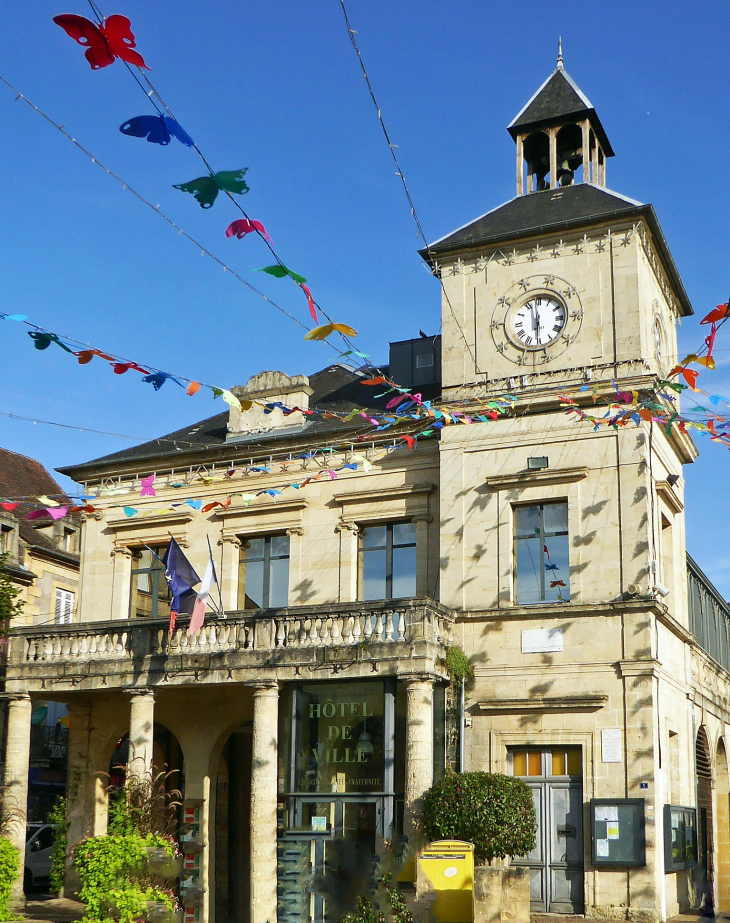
421, 770, 537, 865
443, 646, 475, 688
48, 796, 69, 896
72, 766, 182, 923
72, 832, 178, 923
0, 553, 23, 627
0, 838, 19, 921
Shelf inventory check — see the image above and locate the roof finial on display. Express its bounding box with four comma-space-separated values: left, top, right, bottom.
557, 36, 564, 70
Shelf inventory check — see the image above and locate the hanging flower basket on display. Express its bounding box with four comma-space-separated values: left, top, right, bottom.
145, 846, 184, 879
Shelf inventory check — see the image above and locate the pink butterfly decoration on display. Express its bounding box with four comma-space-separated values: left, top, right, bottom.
140, 475, 156, 497
225, 219, 272, 242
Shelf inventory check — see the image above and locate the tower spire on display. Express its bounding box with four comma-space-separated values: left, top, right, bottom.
557, 37, 564, 70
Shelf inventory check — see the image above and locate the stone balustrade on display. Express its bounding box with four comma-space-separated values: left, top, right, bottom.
7, 597, 453, 692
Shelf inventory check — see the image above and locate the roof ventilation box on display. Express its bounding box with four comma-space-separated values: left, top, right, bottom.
389, 335, 441, 388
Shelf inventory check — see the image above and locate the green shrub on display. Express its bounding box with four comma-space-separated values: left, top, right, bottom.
421, 770, 537, 865
48, 796, 69, 896
72, 832, 179, 923
0, 838, 19, 920
443, 646, 475, 688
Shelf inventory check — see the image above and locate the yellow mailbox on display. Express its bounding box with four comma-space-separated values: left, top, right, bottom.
417, 839, 474, 923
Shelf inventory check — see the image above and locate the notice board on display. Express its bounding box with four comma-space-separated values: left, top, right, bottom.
590, 798, 646, 867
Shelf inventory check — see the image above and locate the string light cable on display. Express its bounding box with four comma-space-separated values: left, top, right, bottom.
0, 75, 329, 344
77, 0, 372, 365
337, 0, 477, 368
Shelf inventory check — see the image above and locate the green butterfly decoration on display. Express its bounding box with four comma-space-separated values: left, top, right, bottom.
173, 169, 249, 208
254, 265, 307, 284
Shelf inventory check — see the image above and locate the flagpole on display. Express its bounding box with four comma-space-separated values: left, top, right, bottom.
208, 534, 225, 618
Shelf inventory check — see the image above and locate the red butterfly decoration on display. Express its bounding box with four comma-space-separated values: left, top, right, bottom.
53, 14, 149, 70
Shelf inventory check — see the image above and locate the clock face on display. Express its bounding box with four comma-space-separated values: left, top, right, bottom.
512, 296, 566, 348
489, 275, 583, 366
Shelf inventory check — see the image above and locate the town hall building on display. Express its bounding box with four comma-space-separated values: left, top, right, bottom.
5, 52, 730, 923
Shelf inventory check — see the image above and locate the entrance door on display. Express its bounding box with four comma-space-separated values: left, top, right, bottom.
288, 797, 385, 923
510, 748, 584, 914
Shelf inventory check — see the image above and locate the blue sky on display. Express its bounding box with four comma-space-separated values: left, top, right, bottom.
1, 1, 730, 592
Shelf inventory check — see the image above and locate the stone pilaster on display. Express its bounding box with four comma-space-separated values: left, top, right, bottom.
4, 695, 32, 907
248, 681, 279, 923
403, 675, 434, 840
128, 690, 155, 778
217, 536, 241, 612
111, 546, 133, 620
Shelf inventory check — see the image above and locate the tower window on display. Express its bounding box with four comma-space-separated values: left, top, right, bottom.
514, 502, 570, 604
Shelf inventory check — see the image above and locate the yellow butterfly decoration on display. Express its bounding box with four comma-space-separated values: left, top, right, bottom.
304, 322, 358, 341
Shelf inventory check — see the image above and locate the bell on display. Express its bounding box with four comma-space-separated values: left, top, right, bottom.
557, 160, 574, 186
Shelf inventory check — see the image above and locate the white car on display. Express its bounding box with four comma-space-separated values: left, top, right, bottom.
25, 824, 54, 892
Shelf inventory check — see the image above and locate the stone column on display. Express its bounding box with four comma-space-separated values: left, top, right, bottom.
515, 134, 524, 196
248, 681, 279, 923
217, 536, 241, 611
403, 676, 434, 840
65, 702, 92, 895
5, 695, 32, 907
128, 690, 155, 778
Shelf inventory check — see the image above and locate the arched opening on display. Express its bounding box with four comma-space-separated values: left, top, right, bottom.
523, 131, 550, 192
697, 727, 714, 912
107, 724, 185, 830
215, 721, 253, 923
717, 739, 730, 911
556, 123, 584, 186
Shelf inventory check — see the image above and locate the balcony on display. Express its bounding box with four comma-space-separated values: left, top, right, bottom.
688, 553, 730, 673
6, 598, 454, 693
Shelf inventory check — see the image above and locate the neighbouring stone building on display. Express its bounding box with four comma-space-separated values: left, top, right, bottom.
5, 53, 730, 923
0, 447, 79, 822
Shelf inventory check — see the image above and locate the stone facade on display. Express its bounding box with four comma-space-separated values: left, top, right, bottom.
5, 58, 730, 923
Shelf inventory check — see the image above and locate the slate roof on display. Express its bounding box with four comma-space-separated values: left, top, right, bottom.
57, 362, 442, 481
420, 184, 693, 317
0, 447, 79, 554
508, 67, 614, 156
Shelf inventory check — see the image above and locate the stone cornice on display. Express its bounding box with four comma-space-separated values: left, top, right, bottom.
216, 499, 307, 520
484, 466, 588, 491
106, 511, 194, 532
333, 484, 436, 505
656, 480, 684, 514
476, 694, 607, 713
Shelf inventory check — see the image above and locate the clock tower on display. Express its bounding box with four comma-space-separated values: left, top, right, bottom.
429, 56, 699, 916
421, 48, 693, 400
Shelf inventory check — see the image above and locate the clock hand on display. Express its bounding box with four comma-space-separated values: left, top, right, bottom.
532, 303, 541, 341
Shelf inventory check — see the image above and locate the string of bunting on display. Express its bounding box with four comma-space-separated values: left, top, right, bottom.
4, 301, 730, 524
51, 1, 360, 346
0, 438, 427, 520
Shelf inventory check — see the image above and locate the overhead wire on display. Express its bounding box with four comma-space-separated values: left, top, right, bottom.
337, 0, 477, 368
83, 0, 368, 361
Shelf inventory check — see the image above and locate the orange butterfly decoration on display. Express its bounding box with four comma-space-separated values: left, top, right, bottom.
304, 323, 358, 341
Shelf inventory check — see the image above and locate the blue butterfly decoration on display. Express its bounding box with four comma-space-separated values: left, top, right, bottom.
119, 115, 194, 147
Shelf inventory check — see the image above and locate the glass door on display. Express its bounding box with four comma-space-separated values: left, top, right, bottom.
286, 797, 382, 923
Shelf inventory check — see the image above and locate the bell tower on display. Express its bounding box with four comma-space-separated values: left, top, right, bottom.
509, 41, 614, 194
421, 49, 692, 399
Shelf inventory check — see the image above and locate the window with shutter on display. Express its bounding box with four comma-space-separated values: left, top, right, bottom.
54, 589, 74, 624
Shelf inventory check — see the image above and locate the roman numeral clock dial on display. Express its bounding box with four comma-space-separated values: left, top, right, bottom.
489, 275, 583, 365
513, 297, 565, 347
